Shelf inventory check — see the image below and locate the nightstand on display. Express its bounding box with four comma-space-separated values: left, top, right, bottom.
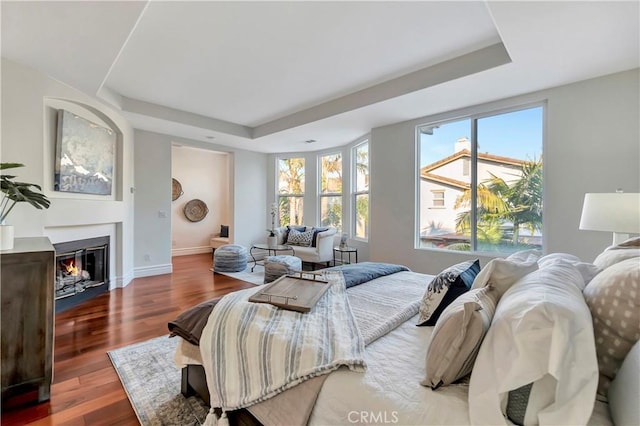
333, 246, 358, 266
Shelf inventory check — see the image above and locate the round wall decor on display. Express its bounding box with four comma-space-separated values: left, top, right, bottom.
172, 178, 183, 201
184, 199, 209, 222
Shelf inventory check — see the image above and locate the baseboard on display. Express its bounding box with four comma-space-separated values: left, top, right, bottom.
133, 263, 173, 278
121, 271, 135, 287
110, 271, 135, 289
172, 246, 211, 257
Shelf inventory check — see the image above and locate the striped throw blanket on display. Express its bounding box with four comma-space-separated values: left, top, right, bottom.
200, 272, 366, 412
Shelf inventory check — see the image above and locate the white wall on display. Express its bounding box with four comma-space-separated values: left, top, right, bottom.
171, 146, 229, 256
133, 130, 172, 277
371, 69, 640, 274
231, 149, 269, 247
133, 131, 267, 277
1, 58, 135, 287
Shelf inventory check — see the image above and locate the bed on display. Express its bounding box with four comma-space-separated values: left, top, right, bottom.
169, 244, 640, 426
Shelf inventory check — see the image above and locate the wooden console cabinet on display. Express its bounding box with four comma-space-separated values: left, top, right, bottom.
1, 237, 55, 403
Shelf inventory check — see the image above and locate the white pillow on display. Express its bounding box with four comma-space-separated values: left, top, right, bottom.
537, 252, 581, 265
506, 249, 542, 263
593, 248, 640, 270
421, 286, 499, 388
471, 256, 538, 297
538, 253, 601, 289
469, 260, 598, 426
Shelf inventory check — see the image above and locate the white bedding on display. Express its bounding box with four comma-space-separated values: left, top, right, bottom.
174, 316, 470, 425
173, 268, 613, 426
309, 314, 471, 425
175, 317, 612, 426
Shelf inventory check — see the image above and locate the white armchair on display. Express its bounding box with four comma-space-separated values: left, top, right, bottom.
273, 226, 337, 266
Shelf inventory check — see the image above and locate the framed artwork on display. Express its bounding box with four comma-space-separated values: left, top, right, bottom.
54, 109, 115, 195
339, 232, 348, 248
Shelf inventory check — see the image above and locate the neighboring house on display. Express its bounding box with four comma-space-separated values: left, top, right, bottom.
419, 137, 525, 247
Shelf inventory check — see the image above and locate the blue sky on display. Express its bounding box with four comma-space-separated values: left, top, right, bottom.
420, 106, 543, 167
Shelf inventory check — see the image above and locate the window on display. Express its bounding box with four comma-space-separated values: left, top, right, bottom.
418, 106, 543, 253
432, 190, 445, 207
278, 157, 305, 225
352, 141, 369, 239
319, 153, 342, 230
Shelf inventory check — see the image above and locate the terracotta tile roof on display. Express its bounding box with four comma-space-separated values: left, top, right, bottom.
421, 149, 524, 174
420, 172, 469, 190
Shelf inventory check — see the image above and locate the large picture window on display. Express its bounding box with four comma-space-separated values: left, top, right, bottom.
319, 153, 342, 230
418, 106, 543, 253
278, 157, 305, 226
352, 141, 369, 239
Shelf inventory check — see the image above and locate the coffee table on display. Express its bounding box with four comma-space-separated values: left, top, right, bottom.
249, 243, 295, 272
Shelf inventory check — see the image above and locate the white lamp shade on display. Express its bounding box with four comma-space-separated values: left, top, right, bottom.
579, 193, 640, 233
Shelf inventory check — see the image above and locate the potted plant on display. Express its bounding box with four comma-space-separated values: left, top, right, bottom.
1, 163, 51, 250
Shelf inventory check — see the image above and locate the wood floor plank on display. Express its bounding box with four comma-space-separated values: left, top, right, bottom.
1, 254, 252, 425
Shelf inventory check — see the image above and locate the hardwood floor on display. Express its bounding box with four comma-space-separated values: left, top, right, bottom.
1, 253, 255, 426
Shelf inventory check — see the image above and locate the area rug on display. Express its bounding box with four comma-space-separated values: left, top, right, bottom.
108, 335, 209, 426
213, 264, 265, 285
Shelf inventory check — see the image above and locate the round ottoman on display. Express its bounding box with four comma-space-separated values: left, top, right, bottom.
264, 255, 302, 284
213, 244, 248, 273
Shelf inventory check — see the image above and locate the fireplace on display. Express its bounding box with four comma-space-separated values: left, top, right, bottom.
54, 236, 109, 313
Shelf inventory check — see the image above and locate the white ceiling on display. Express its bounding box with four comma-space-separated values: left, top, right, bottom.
2, 1, 638, 154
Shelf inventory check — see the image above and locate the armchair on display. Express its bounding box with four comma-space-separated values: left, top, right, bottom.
273, 226, 337, 266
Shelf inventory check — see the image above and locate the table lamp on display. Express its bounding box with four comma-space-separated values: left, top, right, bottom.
579, 192, 640, 245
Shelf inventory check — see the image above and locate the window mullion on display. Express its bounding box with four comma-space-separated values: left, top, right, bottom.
470, 118, 478, 251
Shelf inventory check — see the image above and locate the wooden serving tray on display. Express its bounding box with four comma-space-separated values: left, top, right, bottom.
248, 271, 330, 313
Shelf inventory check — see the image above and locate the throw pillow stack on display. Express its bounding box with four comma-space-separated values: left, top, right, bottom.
417, 259, 493, 389
286, 228, 314, 247
415, 243, 640, 426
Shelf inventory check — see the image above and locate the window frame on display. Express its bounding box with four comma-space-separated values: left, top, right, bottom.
351, 139, 370, 241
277, 156, 305, 226
416, 102, 545, 254
318, 151, 343, 231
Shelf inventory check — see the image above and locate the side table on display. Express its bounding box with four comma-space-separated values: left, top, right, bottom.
333, 246, 358, 266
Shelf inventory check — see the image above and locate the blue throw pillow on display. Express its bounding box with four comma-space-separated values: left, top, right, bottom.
417, 259, 481, 326
311, 227, 329, 247
220, 225, 229, 238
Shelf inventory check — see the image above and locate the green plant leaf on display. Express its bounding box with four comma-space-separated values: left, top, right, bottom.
0, 163, 25, 170
0, 162, 50, 222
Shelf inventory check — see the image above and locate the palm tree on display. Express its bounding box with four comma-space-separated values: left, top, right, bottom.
506, 159, 543, 242
278, 158, 305, 225
453, 183, 509, 234
320, 154, 342, 193
454, 159, 543, 245
354, 144, 369, 190
354, 144, 369, 237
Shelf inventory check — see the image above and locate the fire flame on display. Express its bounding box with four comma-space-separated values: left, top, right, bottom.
65, 261, 79, 276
